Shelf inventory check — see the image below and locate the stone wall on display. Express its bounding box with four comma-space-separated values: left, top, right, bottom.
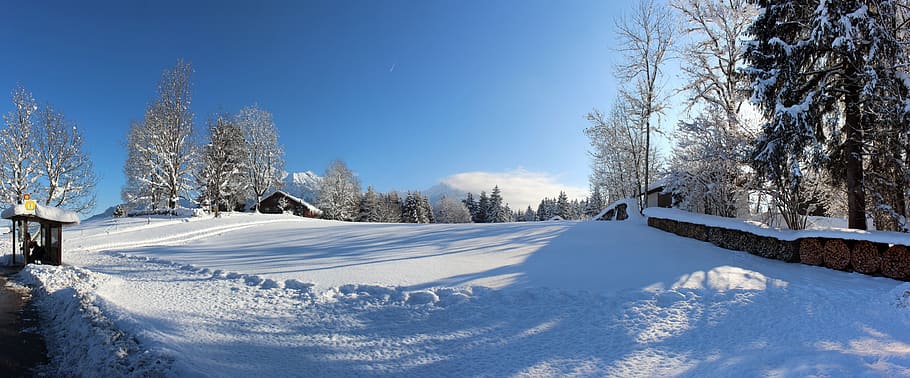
647, 217, 910, 281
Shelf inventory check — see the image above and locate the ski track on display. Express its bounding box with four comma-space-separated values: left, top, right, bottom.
10, 214, 910, 376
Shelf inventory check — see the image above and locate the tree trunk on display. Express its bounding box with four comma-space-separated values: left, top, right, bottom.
844, 80, 867, 230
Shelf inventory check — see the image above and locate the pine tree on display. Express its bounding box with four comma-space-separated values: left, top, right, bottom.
524, 205, 537, 222
556, 191, 570, 219
744, 0, 909, 229
477, 191, 490, 223
419, 192, 434, 224
401, 191, 420, 223
488, 186, 507, 223
462, 192, 478, 223
358, 185, 382, 222
379, 191, 402, 223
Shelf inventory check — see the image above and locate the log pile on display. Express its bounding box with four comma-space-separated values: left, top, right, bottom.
824, 239, 851, 271
883, 245, 910, 281
850, 241, 881, 274
799, 238, 825, 266
647, 216, 910, 281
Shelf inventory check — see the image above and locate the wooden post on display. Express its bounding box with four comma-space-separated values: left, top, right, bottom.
10, 220, 15, 265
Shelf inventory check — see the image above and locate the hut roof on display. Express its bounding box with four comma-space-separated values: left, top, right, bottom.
2, 203, 80, 224
267, 191, 323, 216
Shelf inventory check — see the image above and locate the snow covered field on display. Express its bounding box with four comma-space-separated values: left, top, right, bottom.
8, 213, 910, 376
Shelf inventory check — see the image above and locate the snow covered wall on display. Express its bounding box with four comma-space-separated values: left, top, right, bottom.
646, 208, 910, 281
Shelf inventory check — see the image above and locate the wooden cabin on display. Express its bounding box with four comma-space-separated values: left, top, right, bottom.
2, 201, 79, 266
257, 191, 323, 218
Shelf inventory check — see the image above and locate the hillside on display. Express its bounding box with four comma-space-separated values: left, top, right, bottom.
6, 214, 910, 376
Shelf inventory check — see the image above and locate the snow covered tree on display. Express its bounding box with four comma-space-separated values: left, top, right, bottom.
667, 0, 757, 218
744, 0, 910, 230
667, 107, 748, 217
476, 191, 490, 223
614, 0, 674, 211
379, 191, 402, 223
198, 114, 249, 216
122, 60, 198, 213
585, 186, 605, 217
462, 192, 478, 223
488, 186, 508, 223
435, 196, 472, 223
34, 102, 96, 213
0, 86, 39, 207
317, 160, 361, 221
585, 101, 662, 206
420, 193, 435, 224
237, 104, 284, 211
556, 191, 570, 219
523, 205, 537, 222
358, 185, 383, 223
537, 197, 556, 221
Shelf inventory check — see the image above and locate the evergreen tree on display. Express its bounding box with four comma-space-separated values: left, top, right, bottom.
524, 205, 537, 222
419, 192, 434, 223
556, 191, 570, 219
358, 185, 382, 222
488, 186, 507, 223
462, 192, 478, 223
585, 186, 605, 217
744, 0, 909, 229
379, 191, 402, 223
477, 191, 490, 223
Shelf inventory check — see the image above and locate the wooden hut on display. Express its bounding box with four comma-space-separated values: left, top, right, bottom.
257, 191, 323, 218
2, 200, 79, 266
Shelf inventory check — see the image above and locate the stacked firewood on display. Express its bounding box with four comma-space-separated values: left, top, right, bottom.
883, 245, 910, 281
824, 239, 851, 271
851, 241, 881, 274
799, 238, 825, 266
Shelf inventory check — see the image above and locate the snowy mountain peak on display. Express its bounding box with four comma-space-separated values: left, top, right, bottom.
282, 170, 322, 204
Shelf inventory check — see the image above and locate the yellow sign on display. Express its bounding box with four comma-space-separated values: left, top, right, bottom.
24, 200, 36, 211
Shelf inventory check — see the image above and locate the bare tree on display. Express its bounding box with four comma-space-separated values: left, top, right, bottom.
434, 196, 472, 224
34, 102, 96, 213
237, 104, 284, 212
0, 86, 39, 206
198, 114, 249, 216
585, 100, 661, 207
122, 60, 198, 213
614, 0, 674, 211
317, 160, 361, 221
667, 0, 757, 217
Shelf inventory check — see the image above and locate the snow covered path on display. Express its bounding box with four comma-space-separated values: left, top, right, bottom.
14, 214, 910, 376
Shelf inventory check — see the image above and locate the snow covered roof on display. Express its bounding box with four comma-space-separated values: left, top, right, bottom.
646, 178, 670, 193
269, 191, 323, 216
2, 203, 80, 224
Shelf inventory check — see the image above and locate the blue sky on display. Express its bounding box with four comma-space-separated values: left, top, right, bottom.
0, 0, 662, 213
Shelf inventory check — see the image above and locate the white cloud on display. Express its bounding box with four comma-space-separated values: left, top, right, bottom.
440, 169, 589, 209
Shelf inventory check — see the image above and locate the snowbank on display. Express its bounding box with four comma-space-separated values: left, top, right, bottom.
15, 265, 173, 376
